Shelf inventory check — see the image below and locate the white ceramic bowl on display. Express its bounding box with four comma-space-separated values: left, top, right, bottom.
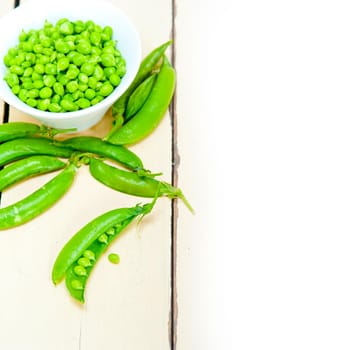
0, 0, 141, 131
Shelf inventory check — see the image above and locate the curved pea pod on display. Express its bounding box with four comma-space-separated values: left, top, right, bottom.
0, 155, 66, 191
0, 163, 77, 230
112, 40, 172, 119
0, 122, 40, 143
0, 137, 74, 167
106, 55, 176, 145
124, 73, 157, 122
60, 136, 143, 170
0, 122, 77, 143
89, 158, 194, 213
52, 202, 154, 303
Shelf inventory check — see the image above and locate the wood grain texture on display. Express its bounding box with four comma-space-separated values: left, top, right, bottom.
0, 0, 174, 349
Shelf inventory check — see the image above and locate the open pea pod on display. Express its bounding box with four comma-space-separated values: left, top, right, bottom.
52, 201, 155, 303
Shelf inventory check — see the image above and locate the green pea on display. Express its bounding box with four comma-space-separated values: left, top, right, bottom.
38, 55, 50, 65
34, 63, 45, 74
78, 83, 88, 92
91, 95, 104, 105
52, 94, 61, 104
55, 40, 70, 54
90, 31, 101, 46
18, 89, 28, 101
74, 20, 85, 34
98, 82, 114, 97
90, 46, 102, 56
73, 265, 87, 277
76, 40, 91, 55
53, 82, 64, 96
43, 75, 56, 87
19, 30, 28, 42
5, 73, 19, 87
116, 62, 126, 77
88, 76, 98, 89
63, 93, 74, 102
77, 257, 91, 267
56, 57, 69, 71
27, 89, 39, 98
66, 65, 79, 80
104, 67, 115, 78
66, 80, 79, 93
87, 54, 101, 65
26, 98, 37, 108
22, 41, 33, 52
33, 80, 44, 89
23, 67, 34, 77
48, 102, 62, 112
31, 71, 43, 81
37, 98, 50, 111
41, 37, 52, 48
85, 88, 96, 100
109, 73, 121, 87
72, 53, 86, 67
11, 85, 20, 95
106, 227, 116, 236
71, 279, 84, 290
83, 250, 95, 261
98, 233, 108, 244
42, 48, 54, 57
108, 253, 120, 264
22, 80, 34, 90
102, 26, 113, 41
33, 44, 43, 53
81, 62, 95, 76
78, 72, 89, 84
3, 54, 13, 67
39, 86, 53, 99
10, 65, 24, 75
93, 65, 104, 81
60, 99, 78, 112
76, 98, 91, 109
59, 20, 74, 35
57, 73, 69, 86
45, 63, 57, 75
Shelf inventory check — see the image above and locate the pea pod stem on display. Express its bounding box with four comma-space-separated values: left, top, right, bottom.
59, 136, 143, 170
89, 158, 194, 213
106, 55, 176, 145
0, 163, 77, 230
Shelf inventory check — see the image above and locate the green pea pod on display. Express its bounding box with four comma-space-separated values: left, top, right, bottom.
89, 158, 194, 213
0, 163, 77, 230
60, 136, 143, 170
0, 122, 40, 142
0, 156, 66, 191
0, 137, 74, 167
124, 73, 157, 122
52, 202, 154, 287
112, 40, 172, 119
0, 122, 77, 143
106, 55, 176, 145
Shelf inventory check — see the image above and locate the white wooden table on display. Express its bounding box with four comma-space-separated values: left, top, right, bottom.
0, 0, 197, 348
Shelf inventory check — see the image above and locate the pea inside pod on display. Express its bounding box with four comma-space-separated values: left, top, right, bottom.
52, 202, 154, 303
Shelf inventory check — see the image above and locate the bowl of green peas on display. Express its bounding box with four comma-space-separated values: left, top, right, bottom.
0, 0, 141, 131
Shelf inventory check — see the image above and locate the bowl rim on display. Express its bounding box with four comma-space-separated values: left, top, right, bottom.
0, 0, 141, 121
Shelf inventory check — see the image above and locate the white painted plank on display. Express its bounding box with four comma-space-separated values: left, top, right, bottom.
176, 0, 350, 349
0, 0, 173, 349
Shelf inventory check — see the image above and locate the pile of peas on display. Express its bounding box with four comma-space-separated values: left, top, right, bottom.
3, 18, 126, 112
